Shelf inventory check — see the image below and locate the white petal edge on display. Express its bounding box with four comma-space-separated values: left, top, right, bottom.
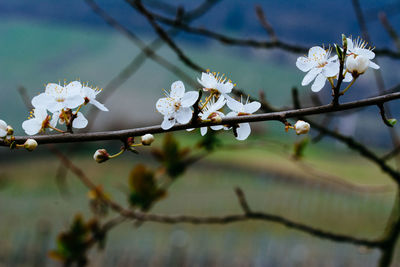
161, 117, 175, 130
311, 73, 326, 92
236, 123, 251, 141
22, 119, 42, 135
72, 112, 88, 129
301, 68, 321, 86
175, 107, 192, 124
170, 81, 185, 98
200, 127, 207, 136
244, 102, 261, 114
181, 91, 199, 107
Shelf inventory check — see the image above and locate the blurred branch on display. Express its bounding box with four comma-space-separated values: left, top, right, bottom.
379, 12, 400, 52
128, 0, 205, 72
83, 0, 196, 87
130, 4, 400, 59
50, 148, 384, 248
255, 5, 278, 42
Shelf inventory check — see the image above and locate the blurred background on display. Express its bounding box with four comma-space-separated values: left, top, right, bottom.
1, 0, 400, 266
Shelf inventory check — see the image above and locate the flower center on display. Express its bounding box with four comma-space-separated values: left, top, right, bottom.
174, 101, 181, 111
55, 97, 65, 103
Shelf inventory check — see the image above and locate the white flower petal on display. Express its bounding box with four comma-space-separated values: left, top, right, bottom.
65, 94, 84, 110
22, 119, 42, 135
226, 111, 237, 118
200, 127, 207, 136
34, 108, 49, 121
156, 98, 174, 116
346, 38, 354, 51
322, 60, 339, 77
170, 81, 185, 98
0, 120, 7, 130
32, 93, 54, 109
244, 102, 261, 114
308, 46, 326, 58
161, 117, 175, 130
311, 73, 326, 92
227, 98, 243, 113
343, 72, 353, 82
296, 57, 314, 72
175, 107, 192, 124
65, 81, 82, 94
210, 125, 223, 130
198, 73, 216, 88
50, 111, 60, 128
369, 61, 380, 69
0, 129, 6, 137
181, 91, 199, 107
357, 49, 375, 60
81, 86, 97, 99
72, 112, 88, 129
45, 83, 62, 95
236, 123, 251, 141
301, 68, 321, 86
212, 96, 226, 112
216, 82, 233, 94
91, 99, 109, 111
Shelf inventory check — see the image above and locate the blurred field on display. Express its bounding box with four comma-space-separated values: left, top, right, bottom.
0, 133, 399, 266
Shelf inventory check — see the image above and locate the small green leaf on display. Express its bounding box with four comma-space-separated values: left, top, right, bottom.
334, 44, 343, 61
388, 118, 397, 126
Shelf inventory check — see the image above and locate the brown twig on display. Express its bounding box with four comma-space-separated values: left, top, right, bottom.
4, 91, 400, 146
134, 5, 400, 59
128, 0, 205, 72
255, 5, 278, 42
50, 149, 384, 249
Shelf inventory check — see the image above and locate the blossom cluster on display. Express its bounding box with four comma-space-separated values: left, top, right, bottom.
296, 36, 379, 93
22, 81, 108, 135
156, 70, 262, 141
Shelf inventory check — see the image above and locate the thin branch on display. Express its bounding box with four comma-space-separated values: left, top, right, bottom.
379, 12, 400, 52
51, 149, 384, 249
4, 91, 400, 145
83, 0, 197, 87
378, 103, 394, 127
128, 0, 205, 72
255, 5, 278, 42
137, 6, 400, 59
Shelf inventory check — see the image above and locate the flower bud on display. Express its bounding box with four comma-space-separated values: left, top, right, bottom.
93, 149, 110, 163
24, 139, 38, 151
294, 120, 310, 135
141, 134, 155, 146
6, 126, 14, 135
346, 54, 369, 77
209, 112, 222, 124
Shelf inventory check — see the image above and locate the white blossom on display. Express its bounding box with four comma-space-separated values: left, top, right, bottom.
296, 46, 339, 92
226, 97, 261, 141
199, 96, 226, 136
294, 120, 310, 135
81, 85, 108, 111
0, 120, 7, 137
197, 70, 235, 98
156, 81, 199, 130
346, 37, 379, 70
32, 81, 84, 113
346, 54, 370, 76
22, 108, 58, 135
